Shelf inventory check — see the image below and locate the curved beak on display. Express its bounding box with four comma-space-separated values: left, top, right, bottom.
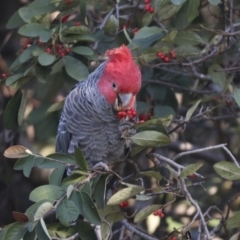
114, 93, 136, 111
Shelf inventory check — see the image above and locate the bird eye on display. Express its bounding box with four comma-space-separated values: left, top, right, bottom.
112, 82, 117, 90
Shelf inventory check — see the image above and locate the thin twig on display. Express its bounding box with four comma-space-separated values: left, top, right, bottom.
122, 220, 158, 240
180, 178, 211, 240
173, 144, 227, 161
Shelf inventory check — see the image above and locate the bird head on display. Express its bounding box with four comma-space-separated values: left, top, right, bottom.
98, 45, 141, 112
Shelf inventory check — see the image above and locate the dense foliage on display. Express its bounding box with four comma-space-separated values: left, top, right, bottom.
1, 0, 240, 240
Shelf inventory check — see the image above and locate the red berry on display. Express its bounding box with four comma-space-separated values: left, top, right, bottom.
226, 99, 233, 106
157, 52, 164, 58
153, 211, 158, 216
128, 114, 133, 119
65, 47, 71, 54
122, 111, 127, 117
172, 237, 177, 240
149, 6, 155, 13
118, 111, 123, 119
144, 0, 150, 4
56, 44, 62, 50
133, 28, 139, 34
2, 73, 7, 78
169, 50, 176, 58
23, 44, 28, 49
119, 201, 128, 208
59, 52, 65, 57
145, 4, 150, 11
164, 57, 170, 62
160, 213, 164, 218
66, 0, 71, 4
131, 110, 137, 117
45, 47, 51, 53
74, 22, 80, 26
189, 174, 195, 179
123, 25, 127, 29
62, 15, 70, 23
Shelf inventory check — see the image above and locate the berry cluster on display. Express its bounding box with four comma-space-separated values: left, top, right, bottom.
119, 201, 129, 208
153, 209, 164, 218
157, 50, 176, 62
144, 0, 155, 13
117, 108, 137, 120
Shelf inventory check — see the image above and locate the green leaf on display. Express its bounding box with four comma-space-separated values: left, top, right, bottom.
18, 7, 39, 23
47, 223, 76, 239
71, 46, 94, 56
74, 148, 88, 171
4, 222, 28, 240
18, 23, 46, 37
226, 212, 240, 229
157, 3, 182, 21
208, 0, 221, 5
154, 106, 175, 118
67, 185, 74, 199
47, 100, 64, 112
171, 0, 186, 5
233, 88, 240, 107
187, 0, 200, 22
80, 0, 87, 21
38, 52, 56, 66
107, 186, 145, 205
93, 174, 108, 209
185, 100, 201, 121
130, 131, 171, 147
45, 153, 77, 165
134, 204, 162, 223
180, 163, 203, 178
136, 195, 152, 201
208, 64, 227, 89
29, 185, 65, 202
34, 202, 53, 220
35, 218, 51, 240
5, 73, 24, 86
75, 220, 98, 240
123, 27, 132, 44
140, 171, 162, 181
174, 31, 205, 46
79, 192, 102, 224
56, 200, 79, 227
63, 56, 89, 81
49, 166, 66, 186
39, 29, 52, 42
23, 231, 36, 240
35, 64, 52, 83
213, 162, 240, 180
29, 0, 56, 14
131, 27, 165, 50
3, 90, 22, 129
104, 15, 119, 35
6, 11, 25, 29
25, 199, 54, 215
18, 89, 27, 126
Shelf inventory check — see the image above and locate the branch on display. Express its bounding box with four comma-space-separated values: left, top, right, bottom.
121, 220, 158, 240
180, 178, 211, 240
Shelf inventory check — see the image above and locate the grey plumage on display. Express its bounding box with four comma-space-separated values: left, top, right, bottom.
56, 61, 126, 168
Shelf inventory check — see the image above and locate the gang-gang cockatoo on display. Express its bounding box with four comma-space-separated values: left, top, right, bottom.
56, 45, 141, 173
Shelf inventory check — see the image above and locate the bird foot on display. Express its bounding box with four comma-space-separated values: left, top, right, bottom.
92, 162, 109, 172
119, 120, 136, 138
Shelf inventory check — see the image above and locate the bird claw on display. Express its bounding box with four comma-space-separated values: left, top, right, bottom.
92, 162, 109, 172
119, 120, 136, 138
